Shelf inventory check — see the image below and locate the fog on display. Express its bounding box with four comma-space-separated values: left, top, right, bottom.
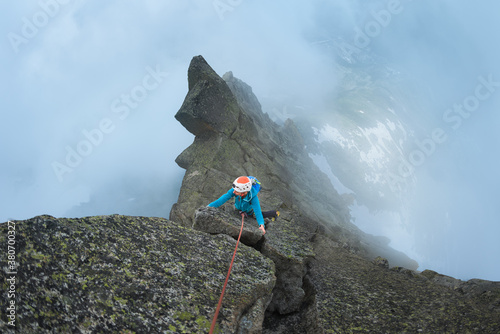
2, 1, 499, 281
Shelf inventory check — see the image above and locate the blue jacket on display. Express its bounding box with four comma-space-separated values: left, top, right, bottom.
208, 188, 265, 226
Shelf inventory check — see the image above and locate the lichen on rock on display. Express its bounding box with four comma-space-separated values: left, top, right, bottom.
0, 215, 275, 333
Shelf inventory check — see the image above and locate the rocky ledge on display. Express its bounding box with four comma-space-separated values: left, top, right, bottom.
0, 215, 275, 333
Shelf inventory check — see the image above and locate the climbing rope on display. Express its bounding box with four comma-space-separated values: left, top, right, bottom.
209, 213, 246, 334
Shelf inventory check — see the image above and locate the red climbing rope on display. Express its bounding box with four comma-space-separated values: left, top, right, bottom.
209, 213, 246, 334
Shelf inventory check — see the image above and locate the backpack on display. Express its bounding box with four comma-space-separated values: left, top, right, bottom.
248, 176, 261, 194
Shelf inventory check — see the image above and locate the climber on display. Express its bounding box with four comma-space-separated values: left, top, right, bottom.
207, 176, 279, 235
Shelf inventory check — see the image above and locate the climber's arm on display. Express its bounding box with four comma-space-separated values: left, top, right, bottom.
208, 189, 234, 208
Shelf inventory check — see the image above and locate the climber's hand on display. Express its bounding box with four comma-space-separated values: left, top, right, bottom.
258, 225, 266, 235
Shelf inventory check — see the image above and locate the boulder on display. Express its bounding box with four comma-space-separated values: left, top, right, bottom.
194, 206, 264, 246
373, 256, 389, 269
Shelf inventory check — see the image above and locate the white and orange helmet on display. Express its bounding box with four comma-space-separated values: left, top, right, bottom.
232, 176, 252, 192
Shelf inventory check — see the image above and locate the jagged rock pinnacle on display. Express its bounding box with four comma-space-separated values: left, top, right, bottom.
175, 55, 241, 137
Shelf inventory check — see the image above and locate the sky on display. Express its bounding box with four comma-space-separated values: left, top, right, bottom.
1, 0, 500, 281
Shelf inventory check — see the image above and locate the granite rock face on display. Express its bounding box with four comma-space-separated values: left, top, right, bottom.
0, 215, 275, 333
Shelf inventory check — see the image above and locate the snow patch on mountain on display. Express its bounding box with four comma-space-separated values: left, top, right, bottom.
313, 124, 353, 149
313, 120, 405, 181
